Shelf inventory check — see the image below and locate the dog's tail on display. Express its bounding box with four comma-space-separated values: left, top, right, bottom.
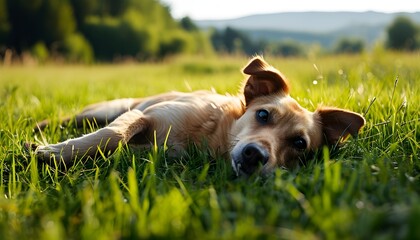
33, 98, 138, 132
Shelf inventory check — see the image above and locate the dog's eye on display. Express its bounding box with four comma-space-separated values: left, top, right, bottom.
292, 137, 307, 150
256, 109, 269, 124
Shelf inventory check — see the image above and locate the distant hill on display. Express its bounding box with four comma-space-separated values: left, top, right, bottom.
196, 11, 420, 47
243, 24, 386, 47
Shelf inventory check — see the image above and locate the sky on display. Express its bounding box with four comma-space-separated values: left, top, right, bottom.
160, 0, 420, 20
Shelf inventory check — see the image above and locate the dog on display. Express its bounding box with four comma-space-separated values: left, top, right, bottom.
30, 56, 365, 176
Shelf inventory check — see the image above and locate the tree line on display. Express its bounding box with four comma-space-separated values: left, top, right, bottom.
0, 0, 212, 62
209, 16, 420, 57
0, 0, 419, 63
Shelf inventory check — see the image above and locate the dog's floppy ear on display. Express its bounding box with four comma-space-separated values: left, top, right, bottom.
316, 107, 366, 145
242, 56, 289, 105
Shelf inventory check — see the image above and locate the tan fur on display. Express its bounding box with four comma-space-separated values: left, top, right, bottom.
32, 57, 365, 176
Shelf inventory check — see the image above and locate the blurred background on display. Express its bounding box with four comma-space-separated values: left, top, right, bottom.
0, 0, 419, 64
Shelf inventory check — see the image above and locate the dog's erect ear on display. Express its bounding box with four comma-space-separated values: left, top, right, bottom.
242, 56, 289, 105
316, 107, 366, 145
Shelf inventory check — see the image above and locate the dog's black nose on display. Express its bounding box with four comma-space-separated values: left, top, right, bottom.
240, 143, 269, 174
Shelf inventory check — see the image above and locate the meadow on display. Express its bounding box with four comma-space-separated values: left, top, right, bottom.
0, 51, 419, 239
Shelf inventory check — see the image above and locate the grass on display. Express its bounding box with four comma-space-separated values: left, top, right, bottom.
0, 52, 419, 239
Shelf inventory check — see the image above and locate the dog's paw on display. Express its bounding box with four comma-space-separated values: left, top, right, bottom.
23, 142, 38, 153
24, 142, 55, 162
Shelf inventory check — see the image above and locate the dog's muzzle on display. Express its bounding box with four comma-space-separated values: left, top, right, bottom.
231, 143, 269, 176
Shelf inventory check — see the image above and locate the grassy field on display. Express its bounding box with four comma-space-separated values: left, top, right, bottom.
0, 52, 419, 239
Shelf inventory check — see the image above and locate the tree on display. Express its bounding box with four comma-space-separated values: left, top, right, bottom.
386, 16, 419, 51
180, 17, 198, 32
0, 0, 9, 46
334, 38, 365, 54
6, 0, 76, 52
211, 27, 260, 55
69, 0, 99, 28
270, 41, 304, 57
40, 0, 76, 45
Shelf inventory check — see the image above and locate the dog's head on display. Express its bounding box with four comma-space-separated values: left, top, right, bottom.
230, 57, 365, 176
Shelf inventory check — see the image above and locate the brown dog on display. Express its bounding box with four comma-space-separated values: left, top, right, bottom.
32, 57, 365, 176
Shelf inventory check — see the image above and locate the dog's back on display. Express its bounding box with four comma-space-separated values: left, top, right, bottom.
129, 91, 245, 155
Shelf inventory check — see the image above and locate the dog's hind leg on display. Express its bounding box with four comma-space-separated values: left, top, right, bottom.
33, 109, 148, 166
35, 98, 139, 131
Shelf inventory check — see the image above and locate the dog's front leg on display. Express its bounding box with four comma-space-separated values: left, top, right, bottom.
34, 110, 148, 166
